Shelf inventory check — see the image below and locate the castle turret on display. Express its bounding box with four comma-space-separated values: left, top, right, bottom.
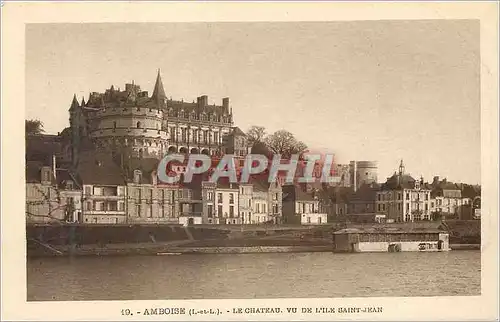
69, 94, 79, 111
151, 69, 166, 106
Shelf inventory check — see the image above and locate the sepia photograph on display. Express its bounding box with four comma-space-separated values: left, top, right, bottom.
1, 2, 498, 321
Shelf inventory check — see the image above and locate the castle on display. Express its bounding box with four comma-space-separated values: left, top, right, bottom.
68, 70, 247, 166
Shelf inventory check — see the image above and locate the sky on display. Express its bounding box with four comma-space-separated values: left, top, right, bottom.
25, 21, 480, 184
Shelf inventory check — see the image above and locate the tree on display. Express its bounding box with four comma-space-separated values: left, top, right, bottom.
26, 119, 44, 136
264, 129, 308, 159
246, 125, 267, 147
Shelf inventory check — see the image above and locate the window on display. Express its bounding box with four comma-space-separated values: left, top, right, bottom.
318, 217, 322, 224
256, 204, 260, 213
378, 194, 381, 201
229, 206, 234, 217
398, 193, 401, 200
118, 202, 124, 211
406, 193, 410, 199
208, 205, 213, 218
263, 204, 266, 213
217, 193, 223, 203
218, 205, 222, 217
307, 217, 311, 223
137, 121, 141, 129
425, 194, 429, 201
229, 193, 234, 204
136, 205, 141, 217
207, 192, 214, 201
113, 121, 117, 130
425, 204, 428, 211
406, 203, 410, 213
398, 204, 401, 211
85, 186, 92, 196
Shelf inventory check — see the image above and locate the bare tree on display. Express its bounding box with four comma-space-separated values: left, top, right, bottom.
246, 125, 267, 147
264, 129, 308, 159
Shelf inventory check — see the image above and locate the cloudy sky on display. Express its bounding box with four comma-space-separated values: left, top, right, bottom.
25, 21, 480, 184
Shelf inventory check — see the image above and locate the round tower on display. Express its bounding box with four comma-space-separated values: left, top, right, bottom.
87, 106, 168, 159
355, 161, 378, 187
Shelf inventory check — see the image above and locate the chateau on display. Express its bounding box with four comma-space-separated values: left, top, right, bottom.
69, 70, 244, 165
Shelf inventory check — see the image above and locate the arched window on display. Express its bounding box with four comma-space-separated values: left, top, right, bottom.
137, 121, 141, 129
113, 121, 117, 130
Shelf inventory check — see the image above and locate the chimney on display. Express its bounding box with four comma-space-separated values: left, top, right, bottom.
353, 161, 357, 192
222, 97, 229, 113
198, 95, 208, 107
52, 154, 57, 181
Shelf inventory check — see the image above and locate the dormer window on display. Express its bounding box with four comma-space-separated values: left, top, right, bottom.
66, 181, 74, 190
133, 170, 142, 184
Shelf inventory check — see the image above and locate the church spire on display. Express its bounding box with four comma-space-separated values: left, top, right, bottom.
151, 69, 166, 104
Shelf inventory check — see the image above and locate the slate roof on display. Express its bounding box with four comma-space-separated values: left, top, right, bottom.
76, 152, 126, 186
282, 184, 317, 202
230, 127, 246, 137
25, 161, 52, 184
381, 173, 417, 190
124, 157, 160, 184
55, 168, 82, 189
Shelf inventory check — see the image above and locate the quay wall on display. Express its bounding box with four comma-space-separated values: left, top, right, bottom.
26, 220, 479, 257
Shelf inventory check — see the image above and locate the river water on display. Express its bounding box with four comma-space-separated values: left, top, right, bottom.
27, 251, 480, 301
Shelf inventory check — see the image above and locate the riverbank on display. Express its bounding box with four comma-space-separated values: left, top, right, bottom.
27, 241, 480, 257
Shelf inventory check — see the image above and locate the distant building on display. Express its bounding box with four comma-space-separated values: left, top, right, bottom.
429, 176, 471, 219
282, 185, 327, 225
201, 181, 240, 224
327, 160, 377, 190
25, 157, 81, 224
78, 152, 127, 224
333, 227, 450, 253
350, 161, 378, 190
55, 168, 83, 223
124, 158, 180, 224
376, 160, 432, 222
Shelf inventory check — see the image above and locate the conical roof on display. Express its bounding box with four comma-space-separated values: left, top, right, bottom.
151, 69, 166, 102
69, 94, 79, 111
